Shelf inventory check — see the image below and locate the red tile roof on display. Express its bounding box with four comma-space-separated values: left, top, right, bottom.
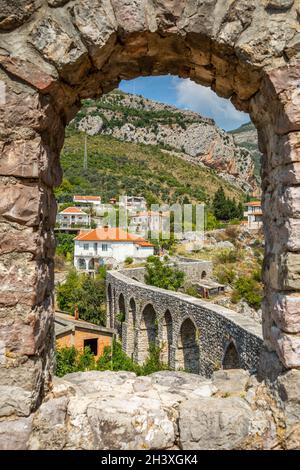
245, 201, 261, 207
74, 227, 153, 246
60, 207, 86, 214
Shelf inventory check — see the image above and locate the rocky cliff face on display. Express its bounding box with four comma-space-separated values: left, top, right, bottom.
74, 91, 257, 193
230, 122, 262, 183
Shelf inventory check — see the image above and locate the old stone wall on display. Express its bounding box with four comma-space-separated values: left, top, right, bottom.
120, 259, 213, 284
107, 271, 263, 377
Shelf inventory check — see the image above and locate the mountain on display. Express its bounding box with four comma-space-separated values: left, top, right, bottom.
70, 90, 257, 193
229, 122, 261, 182
57, 131, 244, 207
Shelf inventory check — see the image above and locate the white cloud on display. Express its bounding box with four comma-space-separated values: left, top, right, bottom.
174, 78, 249, 131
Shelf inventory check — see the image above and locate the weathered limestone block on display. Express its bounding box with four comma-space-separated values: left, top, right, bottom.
110, 0, 151, 33
212, 369, 250, 397
0, 1, 42, 31
271, 293, 300, 333
271, 326, 300, 368
29, 17, 91, 84
278, 369, 300, 449
179, 397, 252, 450
71, 0, 117, 70
0, 416, 33, 450
29, 397, 69, 450
266, 0, 295, 11
0, 385, 32, 417
48, 0, 70, 7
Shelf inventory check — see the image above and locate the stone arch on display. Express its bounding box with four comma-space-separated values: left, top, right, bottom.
127, 297, 137, 359
0, 0, 298, 425
138, 303, 157, 364
116, 292, 126, 337
161, 309, 173, 366
222, 341, 240, 370
176, 317, 200, 374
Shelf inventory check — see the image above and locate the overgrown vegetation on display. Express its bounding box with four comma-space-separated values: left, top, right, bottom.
56, 268, 107, 325
55, 129, 244, 209
55, 341, 169, 377
212, 187, 244, 222
145, 256, 185, 291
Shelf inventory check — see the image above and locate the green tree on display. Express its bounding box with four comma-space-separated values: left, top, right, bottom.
144, 256, 185, 291
55, 233, 75, 257
56, 269, 107, 325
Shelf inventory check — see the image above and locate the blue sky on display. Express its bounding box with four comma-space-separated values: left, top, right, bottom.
119, 76, 250, 132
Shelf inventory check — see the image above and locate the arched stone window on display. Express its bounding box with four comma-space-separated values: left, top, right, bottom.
177, 318, 200, 374
222, 341, 240, 370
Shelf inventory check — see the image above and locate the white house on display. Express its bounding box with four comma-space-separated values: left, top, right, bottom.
57, 207, 90, 228
74, 227, 154, 272
73, 195, 101, 207
244, 201, 263, 229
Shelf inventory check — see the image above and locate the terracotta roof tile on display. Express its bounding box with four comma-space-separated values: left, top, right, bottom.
74, 227, 153, 246
60, 207, 86, 214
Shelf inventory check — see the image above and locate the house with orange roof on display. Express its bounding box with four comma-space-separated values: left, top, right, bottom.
73, 195, 101, 206
244, 201, 263, 229
73, 227, 154, 272
57, 206, 90, 228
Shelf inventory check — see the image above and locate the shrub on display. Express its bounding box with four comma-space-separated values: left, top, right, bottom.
214, 248, 240, 264
55, 341, 169, 377
55, 346, 95, 377
214, 266, 236, 285
56, 268, 107, 325
231, 276, 263, 310
145, 256, 185, 291
125, 256, 134, 265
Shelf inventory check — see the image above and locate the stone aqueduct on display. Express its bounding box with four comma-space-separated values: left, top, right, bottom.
0, 0, 300, 441
106, 270, 263, 376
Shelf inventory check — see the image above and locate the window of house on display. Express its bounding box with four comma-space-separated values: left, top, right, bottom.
83, 243, 89, 250
83, 338, 98, 356
102, 244, 108, 251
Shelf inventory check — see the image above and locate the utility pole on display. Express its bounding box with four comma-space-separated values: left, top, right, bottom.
84, 134, 88, 171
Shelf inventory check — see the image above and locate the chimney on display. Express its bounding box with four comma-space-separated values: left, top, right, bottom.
74, 304, 79, 321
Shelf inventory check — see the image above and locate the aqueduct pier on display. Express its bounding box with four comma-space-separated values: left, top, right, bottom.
107, 270, 263, 377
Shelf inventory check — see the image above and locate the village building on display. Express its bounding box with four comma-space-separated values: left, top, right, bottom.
130, 210, 169, 235
57, 207, 90, 228
73, 195, 101, 206
74, 227, 154, 272
55, 310, 115, 359
119, 196, 147, 214
244, 201, 263, 229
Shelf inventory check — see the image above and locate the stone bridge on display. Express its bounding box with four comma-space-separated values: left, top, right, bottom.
106, 271, 263, 377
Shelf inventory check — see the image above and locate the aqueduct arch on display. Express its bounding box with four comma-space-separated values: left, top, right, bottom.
0, 1, 299, 420
138, 303, 157, 364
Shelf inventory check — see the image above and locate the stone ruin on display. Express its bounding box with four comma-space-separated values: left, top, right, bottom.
0, 0, 300, 449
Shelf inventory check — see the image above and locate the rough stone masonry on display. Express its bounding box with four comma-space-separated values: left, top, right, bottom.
0, 0, 300, 449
